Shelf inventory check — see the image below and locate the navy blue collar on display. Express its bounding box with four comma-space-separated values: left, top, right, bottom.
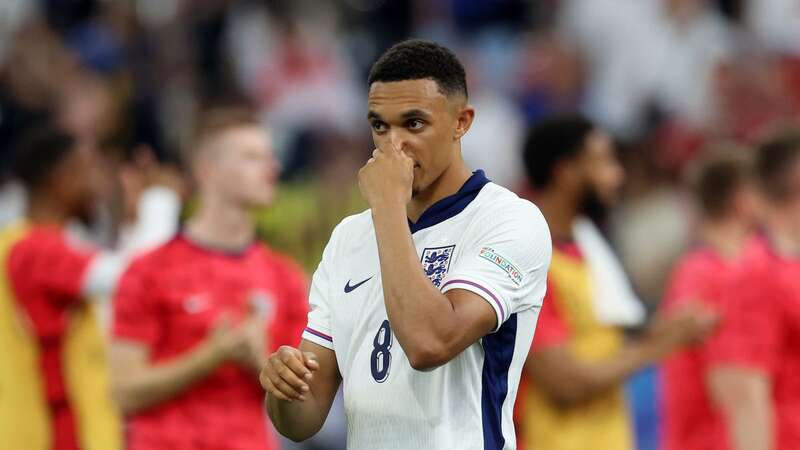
408, 170, 490, 234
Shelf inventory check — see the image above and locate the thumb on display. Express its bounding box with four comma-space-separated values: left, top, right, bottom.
303, 352, 320, 371
214, 312, 233, 331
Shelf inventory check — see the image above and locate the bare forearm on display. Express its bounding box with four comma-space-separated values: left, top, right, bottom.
114, 342, 222, 414
267, 394, 327, 442
725, 408, 772, 450
371, 206, 461, 359
263, 342, 340, 442
581, 339, 662, 392
709, 369, 774, 450
529, 338, 664, 406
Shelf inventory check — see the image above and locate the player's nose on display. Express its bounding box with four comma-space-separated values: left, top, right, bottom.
388, 130, 406, 152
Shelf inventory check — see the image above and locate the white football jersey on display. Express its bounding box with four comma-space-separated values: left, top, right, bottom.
302, 171, 551, 450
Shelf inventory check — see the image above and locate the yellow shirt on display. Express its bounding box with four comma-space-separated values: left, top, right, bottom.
0, 222, 121, 450
257, 181, 366, 272
517, 243, 633, 450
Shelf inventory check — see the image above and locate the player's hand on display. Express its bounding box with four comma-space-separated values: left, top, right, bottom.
260, 346, 320, 402
131, 144, 188, 197
238, 303, 269, 373
208, 314, 252, 365
358, 143, 414, 210
646, 302, 719, 352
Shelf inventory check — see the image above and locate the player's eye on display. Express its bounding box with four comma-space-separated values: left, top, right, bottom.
407, 119, 426, 131
371, 121, 388, 133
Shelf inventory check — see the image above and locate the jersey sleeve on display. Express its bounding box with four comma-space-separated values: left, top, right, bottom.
301, 224, 339, 350
112, 258, 161, 348
268, 256, 309, 350
441, 201, 552, 332
707, 268, 782, 374
531, 279, 570, 350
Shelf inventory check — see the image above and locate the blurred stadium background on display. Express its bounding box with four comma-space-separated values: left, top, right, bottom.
1, 1, 799, 450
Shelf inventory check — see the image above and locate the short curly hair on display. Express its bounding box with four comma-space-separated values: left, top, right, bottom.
523, 115, 596, 189
756, 128, 800, 201
13, 124, 76, 191
368, 39, 468, 99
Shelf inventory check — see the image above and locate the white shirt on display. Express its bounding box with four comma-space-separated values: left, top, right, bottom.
561, 0, 732, 136
461, 93, 526, 190
302, 171, 551, 450
747, 0, 800, 54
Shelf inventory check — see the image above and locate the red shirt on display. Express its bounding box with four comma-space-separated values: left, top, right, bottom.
529, 242, 583, 352
515, 243, 582, 450
659, 245, 739, 450
112, 235, 308, 450
712, 236, 800, 450
7, 225, 97, 450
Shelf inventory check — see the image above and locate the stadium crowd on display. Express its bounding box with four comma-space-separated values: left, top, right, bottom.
1, 1, 800, 450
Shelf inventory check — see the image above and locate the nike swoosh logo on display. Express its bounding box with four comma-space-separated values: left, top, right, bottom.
344, 276, 373, 293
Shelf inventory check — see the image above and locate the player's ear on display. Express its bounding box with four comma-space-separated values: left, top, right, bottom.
454, 104, 475, 141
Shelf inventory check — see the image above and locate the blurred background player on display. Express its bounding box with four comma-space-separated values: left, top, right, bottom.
109, 107, 308, 450
707, 129, 800, 450
516, 115, 718, 450
660, 145, 759, 450
0, 124, 178, 450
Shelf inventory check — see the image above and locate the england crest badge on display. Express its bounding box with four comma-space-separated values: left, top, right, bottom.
421, 245, 455, 288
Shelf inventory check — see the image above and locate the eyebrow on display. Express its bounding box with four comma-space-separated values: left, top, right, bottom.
367, 108, 433, 121
401, 109, 432, 120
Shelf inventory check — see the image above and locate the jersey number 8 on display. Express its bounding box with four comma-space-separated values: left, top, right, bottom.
371, 320, 392, 383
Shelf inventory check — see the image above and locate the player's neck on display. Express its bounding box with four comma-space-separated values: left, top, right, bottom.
26, 191, 70, 227
699, 217, 750, 260
407, 160, 472, 223
532, 189, 578, 241
186, 194, 255, 250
